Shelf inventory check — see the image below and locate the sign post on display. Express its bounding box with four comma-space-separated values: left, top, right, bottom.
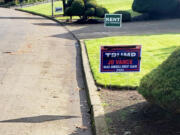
100, 45, 142, 73
51, 0, 54, 17
20, 0, 23, 8
104, 14, 122, 27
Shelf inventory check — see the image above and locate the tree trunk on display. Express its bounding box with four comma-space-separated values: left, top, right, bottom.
62, 0, 66, 15
82, 15, 88, 21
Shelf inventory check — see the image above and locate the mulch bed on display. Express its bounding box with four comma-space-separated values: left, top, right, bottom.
100, 89, 180, 135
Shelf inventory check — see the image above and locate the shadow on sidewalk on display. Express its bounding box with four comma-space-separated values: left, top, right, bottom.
67, 42, 92, 135
0, 17, 45, 20
0, 115, 79, 123
33, 22, 60, 26
32, 22, 75, 40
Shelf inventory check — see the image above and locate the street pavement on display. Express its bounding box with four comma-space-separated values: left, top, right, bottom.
65, 18, 180, 39
0, 8, 92, 135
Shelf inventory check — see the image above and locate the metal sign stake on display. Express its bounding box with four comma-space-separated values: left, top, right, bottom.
51, 0, 54, 17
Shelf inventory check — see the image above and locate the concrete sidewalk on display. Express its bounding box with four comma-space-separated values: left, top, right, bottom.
0, 8, 92, 135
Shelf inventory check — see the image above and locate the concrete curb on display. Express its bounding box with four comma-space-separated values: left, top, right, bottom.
15, 9, 109, 135
79, 40, 109, 135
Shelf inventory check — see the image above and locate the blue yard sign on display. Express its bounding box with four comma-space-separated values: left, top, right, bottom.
100, 45, 142, 72
55, 7, 63, 13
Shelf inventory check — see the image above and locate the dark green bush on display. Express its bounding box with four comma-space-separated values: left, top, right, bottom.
114, 10, 131, 22
138, 47, 180, 113
175, 3, 180, 17
86, 0, 97, 8
85, 8, 95, 16
95, 6, 108, 18
4, 0, 11, 3
67, 0, 74, 7
71, 0, 85, 16
0, 1, 15, 7
0, 2, 4, 5
103, 7, 109, 15
65, 0, 108, 19
132, 0, 179, 15
65, 7, 73, 16
84, 0, 94, 3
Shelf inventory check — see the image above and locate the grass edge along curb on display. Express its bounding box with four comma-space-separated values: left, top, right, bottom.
80, 40, 109, 135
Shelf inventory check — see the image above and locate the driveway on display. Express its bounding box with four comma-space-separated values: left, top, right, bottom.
0, 8, 92, 135
65, 18, 180, 39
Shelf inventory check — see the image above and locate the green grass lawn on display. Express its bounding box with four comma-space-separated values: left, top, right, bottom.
96, 0, 140, 16
22, 0, 139, 19
85, 34, 180, 88
22, 1, 63, 16
22, 1, 80, 20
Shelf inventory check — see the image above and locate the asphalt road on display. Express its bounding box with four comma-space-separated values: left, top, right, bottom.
0, 8, 92, 135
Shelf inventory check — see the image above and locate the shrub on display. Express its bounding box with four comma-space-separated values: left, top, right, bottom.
103, 7, 109, 16
138, 47, 180, 113
0, 1, 15, 7
0, 2, 4, 5
95, 6, 108, 18
71, 0, 85, 16
85, 8, 95, 16
65, 7, 73, 16
86, 0, 97, 8
65, 0, 108, 19
4, 0, 11, 3
67, 0, 74, 7
114, 10, 131, 22
84, 0, 94, 3
132, 0, 179, 15
175, 3, 180, 17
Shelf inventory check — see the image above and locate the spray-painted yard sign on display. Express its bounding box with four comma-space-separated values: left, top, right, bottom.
104, 14, 122, 27
100, 45, 142, 72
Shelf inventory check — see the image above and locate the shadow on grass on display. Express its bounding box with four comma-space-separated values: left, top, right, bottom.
148, 45, 178, 58
104, 102, 180, 135
148, 46, 178, 53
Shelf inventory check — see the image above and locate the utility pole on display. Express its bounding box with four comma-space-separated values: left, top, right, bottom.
51, 0, 54, 17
